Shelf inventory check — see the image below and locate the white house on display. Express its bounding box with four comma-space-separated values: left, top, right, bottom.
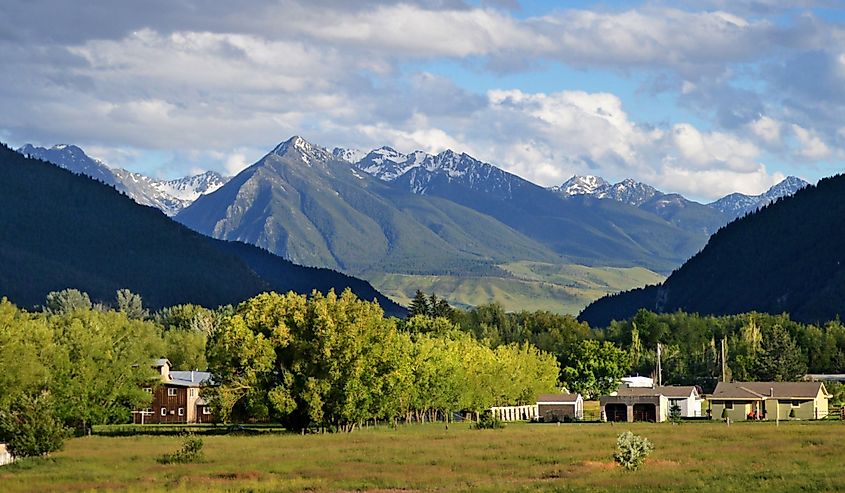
620, 376, 654, 388
661, 386, 704, 418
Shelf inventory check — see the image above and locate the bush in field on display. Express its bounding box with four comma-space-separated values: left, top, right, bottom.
0, 392, 68, 458
157, 434, 204, 464
669, 403, 682, 424
614, 431, 653, 471
473, 411, 505, 430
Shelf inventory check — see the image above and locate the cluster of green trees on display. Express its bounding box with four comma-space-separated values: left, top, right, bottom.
447, 302, 844, 394
0, 289, 215, 456
204, 291, 559, 431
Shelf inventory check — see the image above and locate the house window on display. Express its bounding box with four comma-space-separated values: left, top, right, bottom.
160, 407, 167, 416
167, 388, 178, 397
143, 387, 152, 394
792, 400, 802, 407
725, 401, 733, 410
190, 389, 196, 397
202, 407, 212, 415
178, 408, 184, 416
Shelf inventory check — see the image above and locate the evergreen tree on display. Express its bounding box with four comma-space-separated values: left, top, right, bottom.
753, 324, 807, 381
408, 290, 430, 317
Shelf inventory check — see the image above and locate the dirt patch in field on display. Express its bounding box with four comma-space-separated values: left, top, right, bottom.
211, 470, 262, 480
579, 460, 617, 470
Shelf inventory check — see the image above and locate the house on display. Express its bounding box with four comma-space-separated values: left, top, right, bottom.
132, 358, 214, 424
537, 393, 583, 421
708, 381, 830, 421
600, 386, 702, 422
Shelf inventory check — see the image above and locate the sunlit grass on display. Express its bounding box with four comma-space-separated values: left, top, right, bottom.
2, 420, 844, 492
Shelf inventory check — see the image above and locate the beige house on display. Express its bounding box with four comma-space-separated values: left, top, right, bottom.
133, 358, 214, 424
708, 382, 830, 421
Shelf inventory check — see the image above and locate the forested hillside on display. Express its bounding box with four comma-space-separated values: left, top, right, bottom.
580, 173, 845, 326
0, 143, 401, 313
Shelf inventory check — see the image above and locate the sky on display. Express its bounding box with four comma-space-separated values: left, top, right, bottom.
2, 0, 845, 201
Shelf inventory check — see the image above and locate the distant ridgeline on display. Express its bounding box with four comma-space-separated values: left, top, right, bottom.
580, 174, 845, 327
0, 143, 403, 315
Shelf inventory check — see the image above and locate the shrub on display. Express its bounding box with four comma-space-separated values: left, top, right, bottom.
669, 403, 682, 424
789, 408, 796, 419
473, 411, 505, 430
0, 392, 68, 458
614, 431, 653, 471
157, 434, 204, 464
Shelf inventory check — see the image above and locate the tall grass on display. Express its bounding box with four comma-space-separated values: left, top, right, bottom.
2, 421, 844, 492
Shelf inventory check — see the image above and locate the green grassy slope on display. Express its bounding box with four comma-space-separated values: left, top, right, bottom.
370, 261, 663, 314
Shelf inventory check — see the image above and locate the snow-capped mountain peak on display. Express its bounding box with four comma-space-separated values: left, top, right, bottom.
709, 176, 809, 219
18, 143, 229, 216
553, 175, 610, 196
271, 136, 331, 165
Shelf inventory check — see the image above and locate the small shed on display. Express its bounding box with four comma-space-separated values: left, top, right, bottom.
537, 393, 583, 421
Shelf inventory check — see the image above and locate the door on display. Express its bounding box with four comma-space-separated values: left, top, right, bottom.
633, 403, 656, 422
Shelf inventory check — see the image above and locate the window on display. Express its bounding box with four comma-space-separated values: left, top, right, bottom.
167, 388, 178, 397
190, 389, 196, 397
792, 400, 802, 407
160, 407, 167, 416
725, 401, 734, 410
202, 407, 212, 415
143, 387, 152, 394
178, 408, 184, 416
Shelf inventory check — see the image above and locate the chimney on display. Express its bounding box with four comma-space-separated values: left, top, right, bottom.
191, 370, 195, 383
770, 387, 774, 397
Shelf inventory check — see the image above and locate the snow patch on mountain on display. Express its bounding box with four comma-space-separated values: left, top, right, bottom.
709, 176, 809, 218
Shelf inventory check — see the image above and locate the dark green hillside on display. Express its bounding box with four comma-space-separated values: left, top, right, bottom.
580, 173, 845, 326
0, 143, 401, 313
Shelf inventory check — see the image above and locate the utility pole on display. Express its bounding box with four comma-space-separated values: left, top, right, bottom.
656, 343, 662, 387
721, 336, 728, 383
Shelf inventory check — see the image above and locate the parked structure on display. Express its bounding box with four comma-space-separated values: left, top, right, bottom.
537, 393, 583, 421
600, 386, 702, 422
133, 358, 214, 424
708, 381, 830, 421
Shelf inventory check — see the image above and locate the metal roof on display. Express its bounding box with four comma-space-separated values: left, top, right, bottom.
710, 381, 825, 399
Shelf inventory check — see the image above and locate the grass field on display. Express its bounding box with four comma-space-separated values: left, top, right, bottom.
370, 261, 664, 314
3, 420, 844, 492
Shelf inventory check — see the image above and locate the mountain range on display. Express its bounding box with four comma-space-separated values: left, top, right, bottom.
18, 144, 227, 216
19, 138, 810, 314
579, 172, 845, 327
0, 143, 402, 315
553, 174, 809, 235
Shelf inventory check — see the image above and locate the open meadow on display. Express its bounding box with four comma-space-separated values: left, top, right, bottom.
3, 421, 845, 492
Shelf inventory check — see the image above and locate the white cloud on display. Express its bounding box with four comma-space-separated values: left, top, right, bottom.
791, 124, 832, 160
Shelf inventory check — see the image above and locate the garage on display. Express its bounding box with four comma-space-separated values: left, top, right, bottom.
633, 403, 656, 422
605, 403, 627, 422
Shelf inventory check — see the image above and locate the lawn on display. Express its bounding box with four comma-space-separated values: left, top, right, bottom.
2, 420, 844, 492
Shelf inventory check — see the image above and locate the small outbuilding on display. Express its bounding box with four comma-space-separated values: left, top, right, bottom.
600, 386, 702, 422
537, 393, 583, 421
708, 381, 830, 421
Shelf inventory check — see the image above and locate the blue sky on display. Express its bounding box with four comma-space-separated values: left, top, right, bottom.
1, 0, 844, 200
